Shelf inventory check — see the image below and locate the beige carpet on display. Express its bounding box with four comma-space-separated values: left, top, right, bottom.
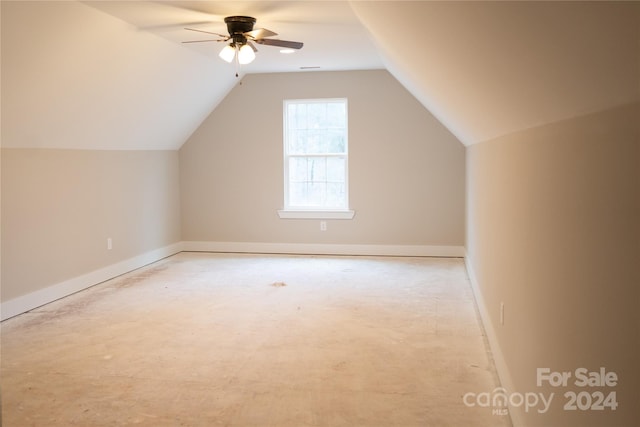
1, 252, 512, 426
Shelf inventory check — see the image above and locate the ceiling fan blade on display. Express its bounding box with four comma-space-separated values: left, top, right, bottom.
255, 39, 303, 49
132, 21, 213, 31
244, 28, 278, 40
182, 39, 226, 44
184, 27, 228, 38
247, 41, 259, 53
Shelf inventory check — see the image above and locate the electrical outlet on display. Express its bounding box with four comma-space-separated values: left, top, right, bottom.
107, 238, 113, 250
320, 221, 327, 231
500, 302, 504, 325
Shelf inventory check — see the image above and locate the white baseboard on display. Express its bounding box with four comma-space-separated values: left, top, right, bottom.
1, 242, 183, 321
182, 241, 466, 258
465, 255, 521, 427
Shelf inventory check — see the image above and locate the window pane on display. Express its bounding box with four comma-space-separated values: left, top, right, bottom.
307, 103, 325, 128
288, 131, 346, 155
326, 157, 345, 182
288, 156, 345, 208
289, 156, 308, 181
326, 183, 346, 208
327, 102, 346, 128
287, 100, 347, 154
308, 157, 327, 182
289, 182, 308, 206
288, 129, 306, 154
327, 129, 346, 153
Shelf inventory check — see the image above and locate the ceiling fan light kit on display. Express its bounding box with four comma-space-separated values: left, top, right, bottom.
184, 15, 303, 72
237, 44, 256, 65
219, 44, 236, 63
218, 43, 255, 64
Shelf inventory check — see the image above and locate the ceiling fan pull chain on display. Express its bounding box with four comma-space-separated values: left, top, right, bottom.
235, 45, 240, 78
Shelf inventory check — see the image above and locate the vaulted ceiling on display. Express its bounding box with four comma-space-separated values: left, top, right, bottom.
2, 1, 638, 150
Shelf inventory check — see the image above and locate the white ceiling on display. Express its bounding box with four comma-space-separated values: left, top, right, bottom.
86, 1, 385, 73
2, 1, 638, 150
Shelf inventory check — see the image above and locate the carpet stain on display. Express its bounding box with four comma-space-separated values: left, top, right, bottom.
271, 282, 287, 287
113, 264, 168, 288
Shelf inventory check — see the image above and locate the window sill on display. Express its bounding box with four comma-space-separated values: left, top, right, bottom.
277, 210, 355, 220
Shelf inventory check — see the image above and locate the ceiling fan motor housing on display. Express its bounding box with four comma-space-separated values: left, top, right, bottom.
225, 16, 256, 45
182, 15, 301, 55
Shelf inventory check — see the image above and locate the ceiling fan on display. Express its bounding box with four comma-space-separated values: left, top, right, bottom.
183, 16, 303, 70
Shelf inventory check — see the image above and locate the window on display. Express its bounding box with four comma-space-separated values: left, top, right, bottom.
279, 99, 354, 219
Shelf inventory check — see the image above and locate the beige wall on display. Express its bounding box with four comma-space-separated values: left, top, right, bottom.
180, 70, 465, 246
466, 103, 639, 426
1, 149, 181, 302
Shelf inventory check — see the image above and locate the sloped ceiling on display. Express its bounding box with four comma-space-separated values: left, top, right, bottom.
2, 1, 241, 150
2, 1, 638, 150
352, 1, 640, 145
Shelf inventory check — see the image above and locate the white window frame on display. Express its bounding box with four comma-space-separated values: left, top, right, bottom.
278, 98, 355, 220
